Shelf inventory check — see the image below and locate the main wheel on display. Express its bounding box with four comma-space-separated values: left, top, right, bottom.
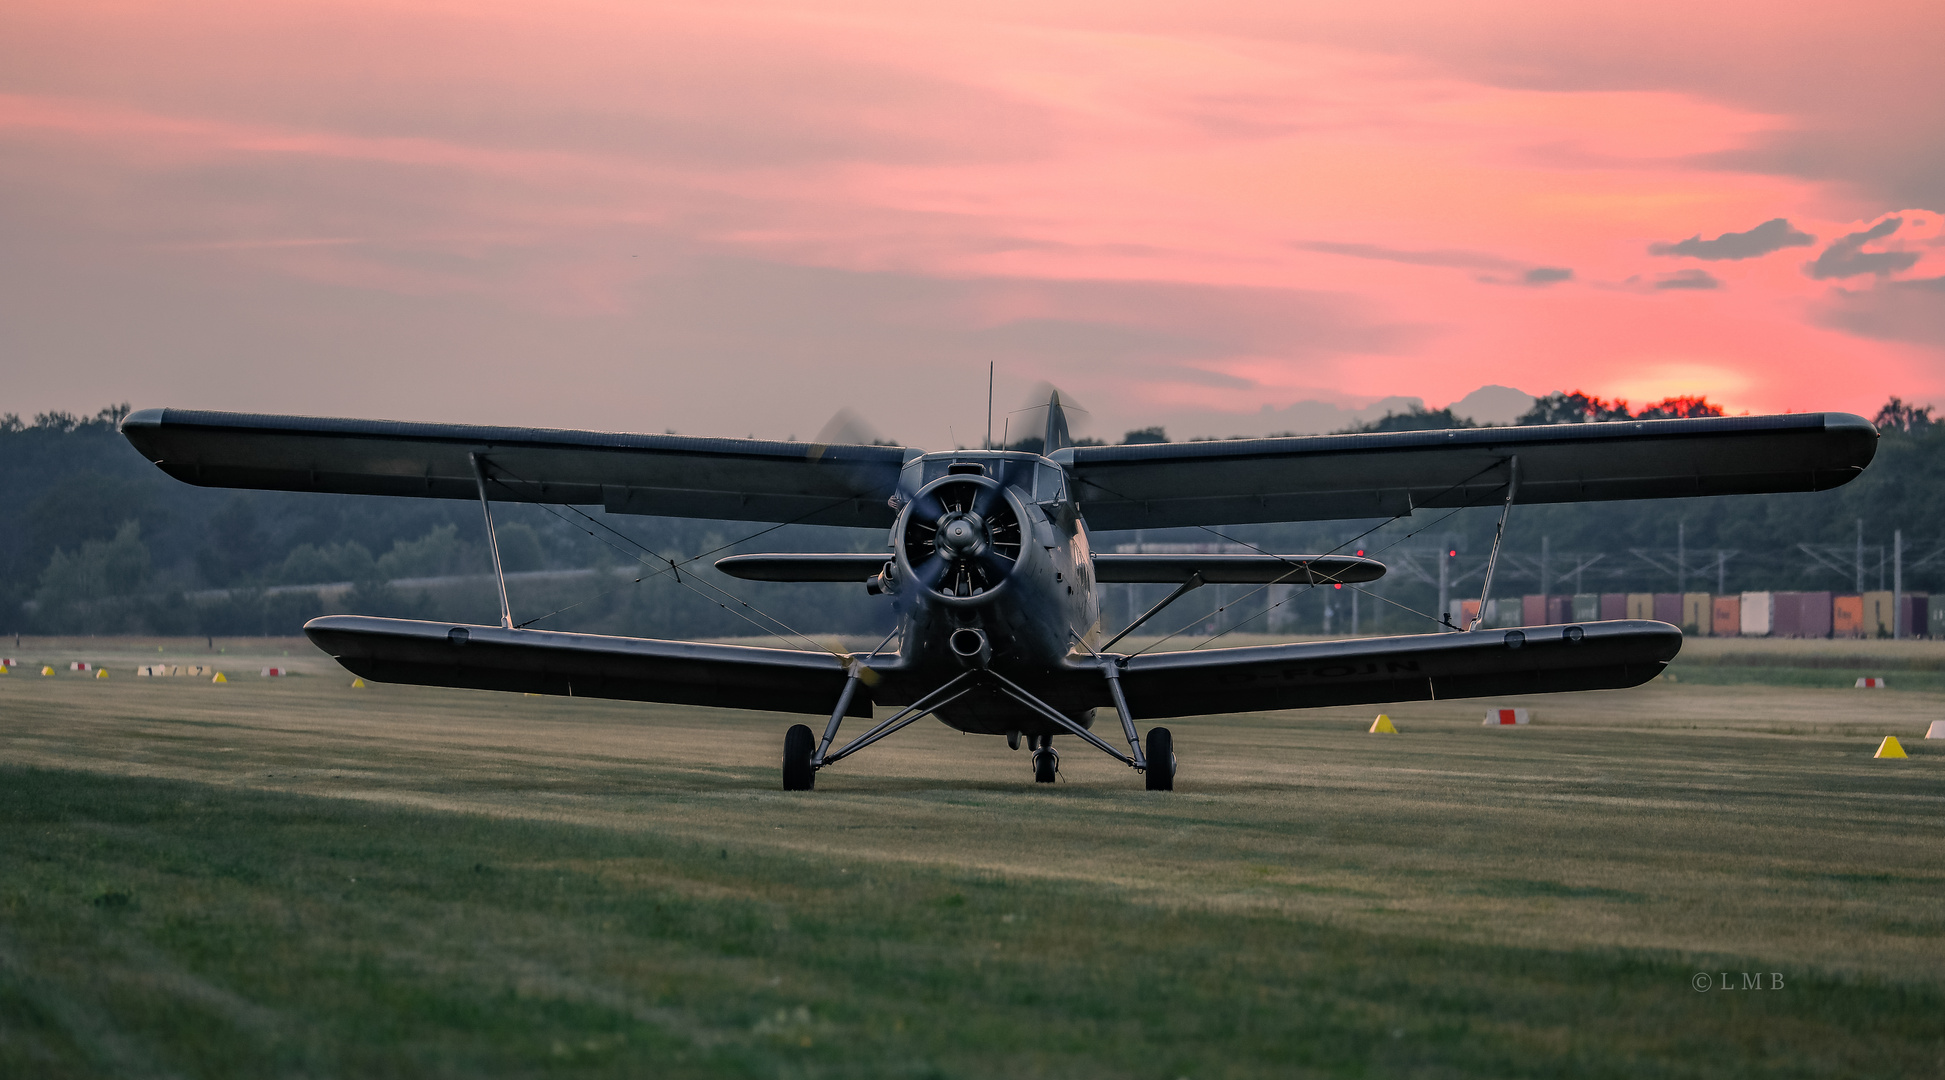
1032, 747, 1059, 783
1144, 727, 1176, 791
782, 724, 816, 791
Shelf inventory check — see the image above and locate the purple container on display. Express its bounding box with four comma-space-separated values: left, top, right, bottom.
1653, 593, 1682, 624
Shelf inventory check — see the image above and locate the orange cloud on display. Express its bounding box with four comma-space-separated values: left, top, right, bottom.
0, 0, 1937, 441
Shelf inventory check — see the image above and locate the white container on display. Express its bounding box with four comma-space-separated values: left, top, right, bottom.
1740, 591, 1773, 636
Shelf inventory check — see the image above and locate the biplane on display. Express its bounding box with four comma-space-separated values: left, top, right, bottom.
121, 399, 1875, 789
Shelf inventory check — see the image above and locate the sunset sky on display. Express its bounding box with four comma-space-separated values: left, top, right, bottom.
2, 0, 1940, 445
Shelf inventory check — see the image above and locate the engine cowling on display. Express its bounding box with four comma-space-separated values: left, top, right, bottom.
891, 473, 1027, 606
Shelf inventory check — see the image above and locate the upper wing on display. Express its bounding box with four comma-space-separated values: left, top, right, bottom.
1108, 620, 1680, 718
121, 408, 914, 528
304, 615, 881, 715
1055, 413, 1877, 529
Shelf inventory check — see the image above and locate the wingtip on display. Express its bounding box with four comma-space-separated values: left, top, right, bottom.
119, 407, 165, 432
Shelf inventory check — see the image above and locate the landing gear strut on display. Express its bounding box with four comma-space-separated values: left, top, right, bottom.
780, 664, 1179, 791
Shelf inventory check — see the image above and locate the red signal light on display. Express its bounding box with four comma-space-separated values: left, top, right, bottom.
1355, 549, 1365, 556
1333, 583, 1342, 589
1448, 549, 1457, 557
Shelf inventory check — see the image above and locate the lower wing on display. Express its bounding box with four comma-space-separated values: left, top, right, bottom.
304, 616, 879, 715
1109, 621, 1680, 718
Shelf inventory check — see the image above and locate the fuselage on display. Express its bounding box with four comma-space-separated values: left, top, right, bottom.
880, 450, 1102, 735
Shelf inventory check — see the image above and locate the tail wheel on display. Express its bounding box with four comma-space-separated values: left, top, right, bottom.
1144, 727, 1175, 791
782, 724, 816, 791
1032, 746, 1059, 783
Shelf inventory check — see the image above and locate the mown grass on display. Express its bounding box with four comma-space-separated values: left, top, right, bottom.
1660, 666, 1945, 690
4, 638, 1945, 1075
1, 766, 1941, 1079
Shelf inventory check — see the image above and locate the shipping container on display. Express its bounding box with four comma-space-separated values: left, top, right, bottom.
1801, 591, 1833, 638
1901, 594, 1928, 638
1572, 594, 1601, 621
1652, 593, 1682, 624
1772, 591, 1833, 638
1898, 595, 1929, 638
1712, 595, 1741, 636
1833, 594, 1865, 637
1862, 591, 1894, 637
1681, 593, 1711, 633
1459, 599, 1480, 628
1547, 595, 1572, 624
1931, 602, 1945, 639
1740, 592, 1772, 636
1521, 594, 1545, 625
1484, 598, 1522, 628
1601, 593, 1627, 620
1626, 593, 1654, 620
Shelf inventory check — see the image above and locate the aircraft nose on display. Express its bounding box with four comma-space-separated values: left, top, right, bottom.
939, 514, 985, 555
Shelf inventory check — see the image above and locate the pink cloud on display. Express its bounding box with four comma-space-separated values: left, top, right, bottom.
0, 0, 1938, 441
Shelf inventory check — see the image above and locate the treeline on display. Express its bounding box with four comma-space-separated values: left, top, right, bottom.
1103, 394, 1945, 638
4, 397, 1940, 639
0, 407, 895, 638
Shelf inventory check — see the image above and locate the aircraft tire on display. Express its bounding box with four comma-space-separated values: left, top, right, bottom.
1144, 727, 1175, 791
1032, 747, 1058, 783
782, 724, 816, 791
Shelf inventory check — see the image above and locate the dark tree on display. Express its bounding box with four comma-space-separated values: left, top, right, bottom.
1516, 391, 1634, 425
1875, 396, 1935, 434
1344, 407, 1476, 433
1634, 396, 1725, 420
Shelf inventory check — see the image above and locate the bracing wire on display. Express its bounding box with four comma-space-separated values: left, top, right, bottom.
1086, 458, 1512, 655
478, 460, 900, 656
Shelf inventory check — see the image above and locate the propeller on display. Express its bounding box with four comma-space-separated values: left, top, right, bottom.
896, 475, 1024, 601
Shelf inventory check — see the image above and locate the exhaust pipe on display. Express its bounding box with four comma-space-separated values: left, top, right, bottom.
948, 627, 991, 669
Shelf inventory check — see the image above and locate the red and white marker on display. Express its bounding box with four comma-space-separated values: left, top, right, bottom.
1855, 677, 1888, 688
68, 661, 92, 671
1484, 707, 1530, 726
260, 667, 287, 677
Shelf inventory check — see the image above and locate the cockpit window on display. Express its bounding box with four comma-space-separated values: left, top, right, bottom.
1035, 463, 1066, 503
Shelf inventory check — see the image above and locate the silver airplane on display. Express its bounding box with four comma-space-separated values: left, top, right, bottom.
121, 399, 1875, 789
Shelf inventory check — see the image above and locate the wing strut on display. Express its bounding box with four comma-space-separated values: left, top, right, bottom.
1468, 455, 1519, 631
470, 453, 514, 630
1101, 573, 1205, 651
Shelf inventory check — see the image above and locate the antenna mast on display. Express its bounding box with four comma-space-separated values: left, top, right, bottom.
986, 362, 994, 449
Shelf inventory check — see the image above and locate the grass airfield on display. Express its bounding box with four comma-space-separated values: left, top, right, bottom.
2, 637, 1943, 1076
